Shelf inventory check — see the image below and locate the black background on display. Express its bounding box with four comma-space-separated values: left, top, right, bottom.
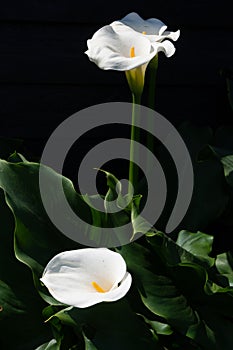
0, 0, 233, 161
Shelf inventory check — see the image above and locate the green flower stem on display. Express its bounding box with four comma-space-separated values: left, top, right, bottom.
129, 92, 141, 195
146, 55, 158, 172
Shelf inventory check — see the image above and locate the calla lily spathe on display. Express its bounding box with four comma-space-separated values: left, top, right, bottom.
86, 25, 157, 71
41, 248, 132, 308
85, 12, 180, 95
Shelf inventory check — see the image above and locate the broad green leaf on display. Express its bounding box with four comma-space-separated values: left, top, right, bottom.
0, 190, 52, 349
117, 242, 198, 331
176, 230, 214, 267
0, 159, 89, 303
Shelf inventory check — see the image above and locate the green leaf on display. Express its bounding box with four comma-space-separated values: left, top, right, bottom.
35, 339, 59, 350
176, 230, 214, 267
216, 252, 233, 286
96, 169, 154, 245
118, 242, 198, 332
118, 233, 233, 349
83, 333, 99, 350
148, 231, 213, 269
42, 305, 83, 349
0, 280, 25, 318
0, 159, 89, 304
0, 190, 52, 349
220, 154, 233, 188
97, 169, 129, 212
130, 195, 153, 240
138, 314, 173, 335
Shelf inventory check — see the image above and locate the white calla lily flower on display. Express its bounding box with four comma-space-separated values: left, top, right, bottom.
41, 248, 132, 308
85, 13, 179, 96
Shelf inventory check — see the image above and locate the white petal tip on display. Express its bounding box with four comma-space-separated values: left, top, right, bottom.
159, 25, 167, 36
173, 29, 181, 41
